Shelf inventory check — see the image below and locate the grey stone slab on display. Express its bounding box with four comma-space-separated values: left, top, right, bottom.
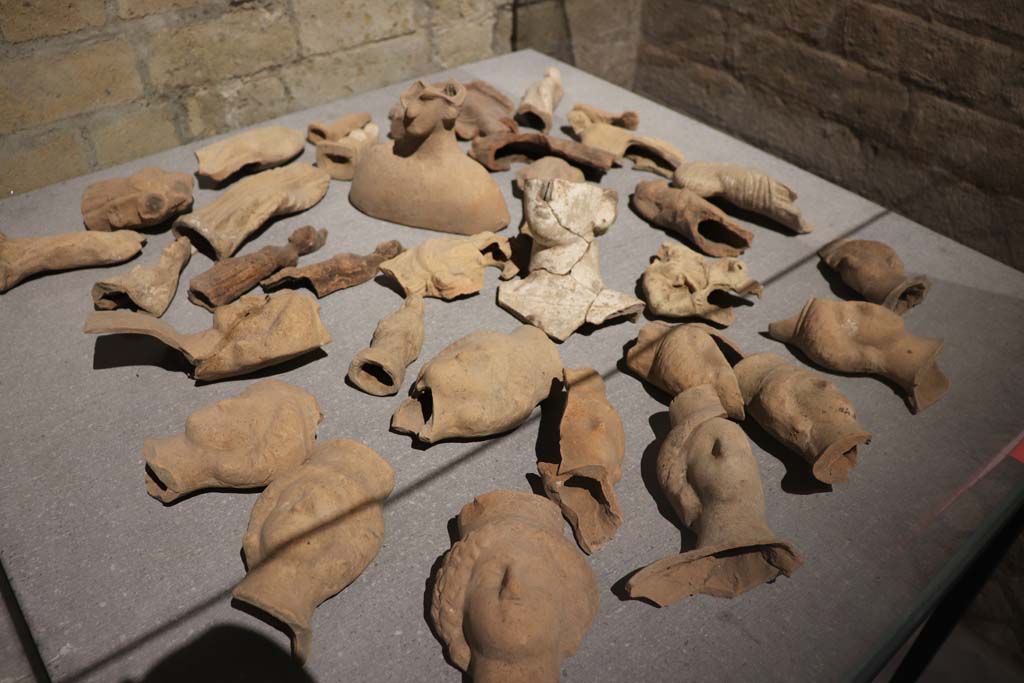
1, 49, 1023, 682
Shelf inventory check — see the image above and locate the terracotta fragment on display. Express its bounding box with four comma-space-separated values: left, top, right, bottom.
673, 161, 813, 234
626, 385, 802, 606
626, 321, 746, 420
818, 239, 930, 314
92, 235, 192, 316
81, 167, 194, 231
392, 326, 561, 444
515, 66, 564, 133
195, 126, 305, 183
187, 226, 327, 310
498, 178, 644, 341
632, 180, 753, 257
261, 240, 404, 298
142, 379, 322, 503
568, 103, 638, 130
469, 131, 617, 174
568, 105, 684, 177
234, 438, 394, 662
430, 490, 599, 681
514, 156, 584, 192
315, 121, 379, 181
306, 112, 372, 145
83, 290, 332, 381
642, 242, 763, 325
379, 231, 515, 300
174, 164, 329, 260
347, 295, 424, 396
0, 230, 145, 293
768, 297, 949, 413
350, 80, 510, 235
538, 368, 624, 554
735, 353, 871, 484
455, 80, 518, 139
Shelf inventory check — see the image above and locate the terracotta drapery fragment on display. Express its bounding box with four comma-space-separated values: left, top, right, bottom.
818, 239, 930, 314
514, 156, 584, 192
455, 80, 518, 139
469, 131, 616, 174
315, 121, 379, 181
378, 231, 515, 300
568, 105, 684, 177
633, 180, 753, 257
92, 235, 192, 316
1, 229, 145, 293
195, 126, 305, 183
515, 67, 564, 133
81, 167, 194, 231
261, 240, 404, 298
347, 295, 425, 396
306, 112, 372, 144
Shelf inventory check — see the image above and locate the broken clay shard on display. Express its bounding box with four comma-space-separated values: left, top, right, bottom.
83, 290, 332, 381
0, 230, 145, 293
142, 379, 321, 503
539, 368, 624, 554
234, 438, 394, 663
514, 156, 584, 192
81, 167, 194, 231
567, 106, 683, 178
306, 111, 372, 145
92, 235, 191, 316
515, 66, 564, 133
626, 321, 746, 420
768, 297, 949, 413
195, 126, 305, 183
736, 353, 871, 484
188, 225, 328, 310
673, 161, 813, 234
347, 295, 424, 396
633, 180, 753, 257
567, 104, 639, 133
469, 131, 617, 174
261, 239, 404, 298
173, 163, 330, 260
379, 231, 514, 300
350, 79, 510, 235
392, 326, 562, 444
430, 491, 598, 681
315, 121, 379, 181
818, 239, 930, 314
625, 385, 802, 606
642, 242, 763, 326
455, 80, 518, 140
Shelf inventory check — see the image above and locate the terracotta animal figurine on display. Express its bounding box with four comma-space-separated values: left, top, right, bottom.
514, 156, 584, 192
632, 180, 753, 257
538, 367, 624, 554
1, 230, 145, 293
642, 242, 763, 325
81, 167, 194, 231
498, 178, 644, 341
818, 239, 930, 314
234, 438, 395, 663
83, 290, 332, 381
431, 490, 599, 682
626, 385, 802, 606
469, 131, 616, 174
392, 326, 562, 444
735, 353, 871, 484
261, 240, 404, 298
307, 111, 372, 144
378, 232, 515, 300
455, 80, 518, 139
316, 121, 379, 181
768, 298, 949, 413
195, 126, 305, 183
92, 235, 192, 316
515, 66, 564, 133
350, 79, 510, 235
347, 295, 424, 396
142, 380, 322, 503
567, 104, 684, 177
673, 161, 813, 234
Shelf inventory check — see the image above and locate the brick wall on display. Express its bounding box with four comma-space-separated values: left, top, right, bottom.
635, 0, 1024, 270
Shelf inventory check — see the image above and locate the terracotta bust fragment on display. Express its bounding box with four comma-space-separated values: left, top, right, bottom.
633, 180, 753, 257
306, 111, 372, 145
81, 167, 194, 231
392, 326, 562, 444
768, 298, 949, 413
261, 240, 404, 298
347, 295, 424, 396
538, 368, 624, 554
514, 156, 584, 192
378, 231, 515, 300
92, 235, 192, 316
143, 379, 321, 503
349, 79, 510, 235
315, 121, 379, 181
515, 67, 564, 133
195, 126, 305, 183
431, 491, 599, 682
1, 230, 145, 293
234, 438, 395, 662
568, 104, 684, 177
735, 353, 871, 484
455, 80, 518, 139
469, 131, 616, 174
818, 239, 930, 314
626, 385, 802, 605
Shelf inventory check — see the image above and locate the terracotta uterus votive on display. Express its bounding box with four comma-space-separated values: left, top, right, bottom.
81, 167, 194, 231
818, 239, 930, 314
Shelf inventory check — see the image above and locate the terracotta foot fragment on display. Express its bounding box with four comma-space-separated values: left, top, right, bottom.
195, 126, 305, 183
818, 239, 930, 314
515, 67, 564, 133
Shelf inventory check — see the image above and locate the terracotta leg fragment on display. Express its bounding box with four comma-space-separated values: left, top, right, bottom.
347, 295, 425, 396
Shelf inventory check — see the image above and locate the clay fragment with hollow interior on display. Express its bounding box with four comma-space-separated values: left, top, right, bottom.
378, 231, 515, 300
142, 379, 322, 504
316, 121, 379, 181
261, 239, 404, 298
347, 295, 424, 396
92, 235, 192, 316
195, 126, 305, 183
455, 80, 518, 140
306, 111, 372, 145
514, 156, 584, 192
81, 167, 194, 231
818, 239, 930, 314
1, 229, 146, 293
632, 180, 753, 257
469, 131, 616, 174
515, 66, 564, 133
626, 384, 802, 606
568, 105, 684, 177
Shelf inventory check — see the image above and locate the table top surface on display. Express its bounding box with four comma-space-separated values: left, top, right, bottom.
1, 49, 1023, 682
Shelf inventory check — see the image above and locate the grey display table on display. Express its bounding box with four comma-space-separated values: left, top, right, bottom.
1, 50, 1022, 682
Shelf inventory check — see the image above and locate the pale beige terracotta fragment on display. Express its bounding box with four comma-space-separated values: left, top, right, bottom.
642, 242, 763, 325
768, 297, 949, 413
818, 239, 930, 314
81, 167, 194, 231
174, 163, 330, 260
0, 230, 145, 293
195, 126, 305, 183
626, 385, 802, 605
234, 438, 394, 662
392, 326, 562, 444
306, 111, 372, 144
515, 67, 564, 133
469, 131, 617, 174
431, 490, 599, 682
315, 121, 379, 181
514, 156, 584, 192
142, 379, 322, 503
92, 235, 191, 316
83, 290, 332, 381
568, 105, 684, 177
347, 295, 424, 396
538, 367, 624, 554
735, 353, 871, 484
633, 180, 753, 257
379, 231, 515, 300
568, 103, 638, 131
455, 80, 518, 139
261, 240, 404, 298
